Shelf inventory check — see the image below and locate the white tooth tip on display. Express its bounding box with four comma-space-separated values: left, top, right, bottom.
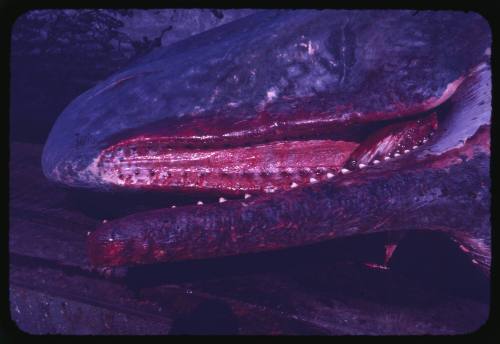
358, 163, 366, 169
244, 193, 251, 199
219, 197, 227, 203
326, 173, 334, 179
197, 201, 204, 205
394, 153, 401, 157
423, 139, 428, 143
171, 205, 176, 208
108, 238, 113, 242
383, 156, 391, 161
309, 177, 318, 183
102, 219, 108, 224
404, 149, 410, 154
412, 146, 418, 150
373, 160, 380, 165
290, 182, 299, 188
340, 168, 351, 174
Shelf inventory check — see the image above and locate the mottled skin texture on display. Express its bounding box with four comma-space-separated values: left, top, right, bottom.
41, 10, 491, 272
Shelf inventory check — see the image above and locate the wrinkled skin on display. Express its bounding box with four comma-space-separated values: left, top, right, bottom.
41, 10, 491, 273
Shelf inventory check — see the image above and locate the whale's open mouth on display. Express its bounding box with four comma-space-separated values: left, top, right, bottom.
91, 77, 462, 204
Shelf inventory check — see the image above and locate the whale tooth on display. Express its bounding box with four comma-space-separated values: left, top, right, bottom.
219, 197, 227, 203
326, 173, 334, 179
423, 138, 428, 143
244, 193, 251, 199
373, 160, 380, 165
394, 153, 401, 157
459, 244, 470, 253
383, 156, 391, 161
309, 177, 318, 183
290, 182, 299, 188
404, 149, 410, 154
340, 168, 351, 174
412, 145, 418, 150
358, 163, 367, 169
197, 201, 204, 205
171, 205, 176, 209
102, 219, 108, 224
108, 238, 114, 242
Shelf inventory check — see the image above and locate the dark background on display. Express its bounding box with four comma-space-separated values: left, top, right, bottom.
8, 9, 491, 335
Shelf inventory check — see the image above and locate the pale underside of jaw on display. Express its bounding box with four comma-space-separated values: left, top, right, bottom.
87, 113, 437, 204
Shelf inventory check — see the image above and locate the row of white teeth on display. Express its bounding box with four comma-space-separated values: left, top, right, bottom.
353, 140, 426, 170
95, 140, 430, 227
97, 145, 430, 228
166, 141, 427, 208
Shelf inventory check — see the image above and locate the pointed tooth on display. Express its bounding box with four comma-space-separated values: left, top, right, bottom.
309, 177, 318, 183
171, 205, 176, 209
412, 145, 418, 150
384, 156, 391, 161
290, 182, 299, 188
219, 197, 227, 203
326, 173, 334, 179
394, 153, 401, 157
197, 201, 204, 205
340, 168, 351, 174
404, 149, 410, 154
244, 193, 251, 199
423, 138, 428, 143
358, 163, 367, 169
108, 238, 114, 242
102, 219, 108, 224
459, 244, 470, 253
373, 160, 380, 165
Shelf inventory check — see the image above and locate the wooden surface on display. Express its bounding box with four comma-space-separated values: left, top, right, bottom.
9, 142, 490, 334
